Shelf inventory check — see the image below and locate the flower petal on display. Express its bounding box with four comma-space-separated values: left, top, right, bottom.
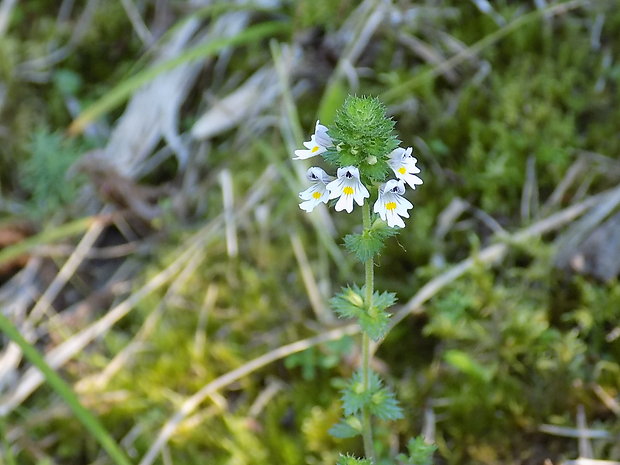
335, 192, 354, 213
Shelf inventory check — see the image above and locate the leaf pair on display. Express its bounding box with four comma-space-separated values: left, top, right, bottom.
342, 371, 402, 420
331, 285, 396, 341
344, 218, 399, 263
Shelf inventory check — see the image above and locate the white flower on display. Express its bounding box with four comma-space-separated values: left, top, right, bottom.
293, 120, 333, 160
313, 120, 332, 148
388, 147, 423, 190
373, 179, 413, 228
326, 166, 369, 213
299, 167, 334, 212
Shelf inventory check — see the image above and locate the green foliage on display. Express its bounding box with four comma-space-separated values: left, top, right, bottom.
328, 415, 363, 439
285, 338, 355, 380
396, 437, 437, 465
443, 349, 493, 384
419, 268, 594, 460
7, 1, 620, 464
331, 286, 396, 341
337, 454, 374, 465
324, 96, 400, 184
21, 130, 84, 217
339, 371, 403, 421
344, 219, 400, 262
294, 0, 355, 30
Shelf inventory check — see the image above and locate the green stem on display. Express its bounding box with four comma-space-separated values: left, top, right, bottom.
361, 202, 376, 462
0, 313, 132, 465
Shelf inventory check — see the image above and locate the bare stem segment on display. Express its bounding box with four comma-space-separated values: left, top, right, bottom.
361, 201, 376, 462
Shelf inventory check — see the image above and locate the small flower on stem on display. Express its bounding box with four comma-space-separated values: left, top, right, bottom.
313, 120, 333, 148
326, 166, 370, 213
388, 147, 423, 190
373, 179, 413, 228
299, 167, 334, 212
293, 120, 333, 160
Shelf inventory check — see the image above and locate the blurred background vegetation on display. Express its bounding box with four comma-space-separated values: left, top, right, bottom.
0, 0, 619, 464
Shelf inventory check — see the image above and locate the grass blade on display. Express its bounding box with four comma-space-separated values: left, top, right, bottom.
0, 215, 104, 268
68, 20, 290, 135
0, 313, 132, 465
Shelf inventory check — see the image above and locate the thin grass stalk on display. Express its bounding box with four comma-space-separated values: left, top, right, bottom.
0, 313, 132, 465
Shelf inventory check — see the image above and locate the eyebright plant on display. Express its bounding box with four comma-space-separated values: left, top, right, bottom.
293, 96, 434, 465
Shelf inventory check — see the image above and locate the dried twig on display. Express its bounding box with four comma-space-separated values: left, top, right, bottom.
290, 232, 334, 325
138, 324, 359, 465
0, 167, 277, 415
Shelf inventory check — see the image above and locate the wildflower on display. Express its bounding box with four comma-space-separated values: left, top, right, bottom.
313, 120, 333, 148
293, 120, 332, 160
299, 167, 334, 212
326, 166, 369, 213
373, 179, 413, 228
388, 147, 423, 190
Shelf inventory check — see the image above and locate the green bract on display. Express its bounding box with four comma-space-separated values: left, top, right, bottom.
323, 96, 400, 184
331, 285, 396, 341
344, 218, 400, 263
336, 455, 374, 465
339, 371, 403, 421
329, 415, 363, 439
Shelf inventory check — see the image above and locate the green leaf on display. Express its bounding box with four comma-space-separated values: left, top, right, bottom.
337, 454, 374, 465
340, 371, 402, 421
397, 437, 437, 465
331, 285, 366, 320
344, 218, 399, 262
331, 287, 396, 341
373, 289, 398, 312
357, 303, 391, 341
341, 371, 368, 416
328, 416, 363, 438
369, 382, 403, 420
284, 348, 317, 380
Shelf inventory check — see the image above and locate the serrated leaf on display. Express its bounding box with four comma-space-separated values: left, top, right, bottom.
361, 289, 397, 340
331, 287, 396, 341
344, 219, 400, 262
340, 371, 402, 420
331, 286, 365, 320
358, 305, 391, 341
328, 416, 363, 438
373, 290, 397, 312
344, 232, 381, 263
369, 384, 403, 420
341, 371, 368, 416
337, 454, 374, 465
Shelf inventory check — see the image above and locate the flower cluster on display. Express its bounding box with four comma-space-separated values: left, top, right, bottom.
293, 120, 422, 228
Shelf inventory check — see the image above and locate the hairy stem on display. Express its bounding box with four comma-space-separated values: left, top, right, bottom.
361, 201, 376, 462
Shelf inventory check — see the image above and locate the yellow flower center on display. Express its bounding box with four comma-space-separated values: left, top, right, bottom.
385, 202, 397, 211
398, 167, 407, 175
311, 146, 320, 153
312, 191, 322, 199
343, 186, 354, 195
